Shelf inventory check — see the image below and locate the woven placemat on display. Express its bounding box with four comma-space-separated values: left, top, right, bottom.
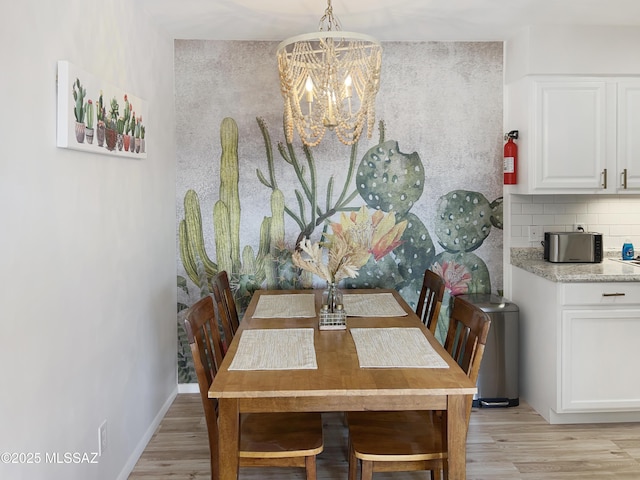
228, 328, 317, 370
350, 327, 449, 368
252, 294, 316, 318
343, 293, 407, 317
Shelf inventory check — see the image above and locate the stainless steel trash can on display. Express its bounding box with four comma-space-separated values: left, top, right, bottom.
457, 293, 519, 408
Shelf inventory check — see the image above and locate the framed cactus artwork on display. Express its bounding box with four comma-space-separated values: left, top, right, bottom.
56, 60, 148, 158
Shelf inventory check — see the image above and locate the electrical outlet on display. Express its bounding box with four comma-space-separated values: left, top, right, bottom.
529, 226, 542, 242
98, 420, 107, 456
573, 224, 586, 232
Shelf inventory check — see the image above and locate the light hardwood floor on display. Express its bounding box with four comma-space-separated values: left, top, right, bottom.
129, 394, 640, 480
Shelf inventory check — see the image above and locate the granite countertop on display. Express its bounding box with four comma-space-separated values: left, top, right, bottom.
511, 248, 640, 283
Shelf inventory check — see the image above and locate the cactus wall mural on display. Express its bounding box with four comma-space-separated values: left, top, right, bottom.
177, 115, 503, 381
175, 40, 504, 383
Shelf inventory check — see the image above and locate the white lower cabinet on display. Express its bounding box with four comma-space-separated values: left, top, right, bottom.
512, 267, 640, 423
561, 308, 640, 411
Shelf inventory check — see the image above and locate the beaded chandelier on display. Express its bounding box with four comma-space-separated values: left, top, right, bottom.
276, 0, 382, 147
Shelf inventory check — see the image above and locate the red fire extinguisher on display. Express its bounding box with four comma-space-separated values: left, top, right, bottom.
503, 130, 519, 185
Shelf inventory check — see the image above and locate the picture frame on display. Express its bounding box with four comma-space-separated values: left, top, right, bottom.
56, 60, 148, 158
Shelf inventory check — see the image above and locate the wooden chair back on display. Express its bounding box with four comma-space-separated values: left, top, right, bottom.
183, 295, 223, 480
184, 293, 324, 480
212, 270, 240, 345
415, 269, 446, 334
443, 296, 492, 422
346, 295, 491, 480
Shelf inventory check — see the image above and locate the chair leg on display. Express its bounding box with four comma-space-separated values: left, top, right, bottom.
210, 456, 216, 480
347, 441, 357, 480
305, 455, 317, 480
360, 460, 373, 480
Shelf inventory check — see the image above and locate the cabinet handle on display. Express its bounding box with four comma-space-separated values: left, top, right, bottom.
601, 168, 607, 189
621, 168, 628, 189
602, 292, 625, 297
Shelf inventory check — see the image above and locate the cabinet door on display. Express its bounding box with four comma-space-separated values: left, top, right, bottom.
617, 81, 640, 191
533, 81, 608, 190
560, 309, 640, 412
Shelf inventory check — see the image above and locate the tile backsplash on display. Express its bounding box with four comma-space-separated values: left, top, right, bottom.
511, 194, 640, 252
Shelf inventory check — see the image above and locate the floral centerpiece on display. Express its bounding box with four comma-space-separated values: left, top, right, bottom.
293, 232, 369, 315
292, 232, 370, 285
292, 206, 407, 312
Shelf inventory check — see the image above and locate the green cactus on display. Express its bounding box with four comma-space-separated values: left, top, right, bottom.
85, 99, 94, 129
117, 117, 125, 135
265, 189, 286, 289
219, 117, 242, 272
182, 189, 217, 279
343, 123, 430, 306
273, 245, 308, 290
72, 78, 86, 123
393, 212, 437, 305
108, 97, 119, 130
179, 118, 291, 320
343, 254, 404, 290
134, 116, 141, 138
434, 190, 493, 253
178, 220, 198, 285
429, 250, 492, 343
96, 91, 105, 124
347, 119, 505, 309
356, 139, 424, 217
490, 197, 504, 229
431, 251, 491, 295
123, 95, 131, 124
256, 116, 362, 247
214, 200, 233, 275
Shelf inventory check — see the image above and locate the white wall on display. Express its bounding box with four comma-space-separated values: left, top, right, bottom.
0, 1, 177, 479
505, 25, 640, 83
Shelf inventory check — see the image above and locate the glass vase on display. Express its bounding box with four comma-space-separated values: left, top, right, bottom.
322, 281, 343, 313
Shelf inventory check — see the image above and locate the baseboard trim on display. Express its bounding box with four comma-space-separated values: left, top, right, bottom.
549, 408, 640, 425
177, 383, 200, 394
117, 387, 178, 480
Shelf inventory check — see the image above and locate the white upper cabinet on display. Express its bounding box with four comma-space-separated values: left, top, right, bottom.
534, 79, 608, 191
617, 82, 640, 191
506, 76, 640, 194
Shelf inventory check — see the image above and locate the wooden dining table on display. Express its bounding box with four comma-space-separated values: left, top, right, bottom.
209, 288, 477, 480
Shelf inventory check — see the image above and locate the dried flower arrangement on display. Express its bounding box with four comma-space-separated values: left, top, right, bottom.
292, 206, 407, 283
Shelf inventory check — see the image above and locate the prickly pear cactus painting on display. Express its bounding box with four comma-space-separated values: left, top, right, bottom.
344, 126, 435, 295
341, 126, 503, 343
356, 139, 424, 217
428, 190, 502, 341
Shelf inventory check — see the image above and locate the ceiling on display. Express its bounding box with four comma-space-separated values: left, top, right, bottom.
136, 0, 640, 42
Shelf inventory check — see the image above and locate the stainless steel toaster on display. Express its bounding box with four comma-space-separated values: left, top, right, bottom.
543, 232, 603, 263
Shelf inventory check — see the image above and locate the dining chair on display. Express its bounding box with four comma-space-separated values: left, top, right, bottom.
211, 270, 240, 349
183, 295, 324, 480
346, 296, 491, 480
415, 269, 446, 335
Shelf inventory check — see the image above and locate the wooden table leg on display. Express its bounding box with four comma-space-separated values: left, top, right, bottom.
218, 398, 240, 480
446, 394, 467, 480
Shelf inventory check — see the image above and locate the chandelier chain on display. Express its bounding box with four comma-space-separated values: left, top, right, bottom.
319, 0, 341, 31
